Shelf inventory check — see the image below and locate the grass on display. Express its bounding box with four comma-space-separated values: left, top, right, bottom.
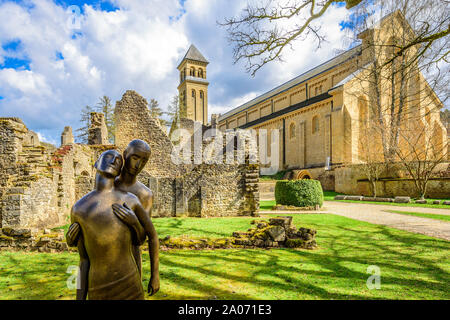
324, 191, 340, 201
383, 210, 450, 222
259, 170, 287, 181
0, 214, 449, 300
323, 191, 450, 209
332, 198, 450, 209
260, 200, 276, 211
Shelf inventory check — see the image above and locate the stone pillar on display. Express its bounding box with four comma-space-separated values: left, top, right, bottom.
211, 114, 219, 129
61, 126, 74, 146
324, 114, 331, 164
88, 113, 108, 145
298, 121, 306, 168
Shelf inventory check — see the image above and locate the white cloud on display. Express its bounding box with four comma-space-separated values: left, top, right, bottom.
37, 131, 58, 146
0, 0, 350, 142
0, 0, 190, 142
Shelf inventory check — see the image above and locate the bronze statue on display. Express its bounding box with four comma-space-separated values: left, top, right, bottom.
114, 140, 156, 279
67, 149, 159, 300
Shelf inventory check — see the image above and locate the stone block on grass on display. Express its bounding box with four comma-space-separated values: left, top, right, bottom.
394, 196, 411, 203
345, 195, 363, 201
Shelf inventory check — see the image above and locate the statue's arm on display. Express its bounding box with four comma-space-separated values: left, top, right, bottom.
133, 203, 159, 296
76, 233, 89, 300
66, 222, 81, 247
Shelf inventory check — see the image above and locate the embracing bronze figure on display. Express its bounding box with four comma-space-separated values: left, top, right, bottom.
66, 140, 159, 300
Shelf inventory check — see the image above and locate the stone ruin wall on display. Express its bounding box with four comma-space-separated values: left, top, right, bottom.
115, 90, 260, 218
115, 90, 180, 179
0, 118, 100, 231
0, 90, 260, 236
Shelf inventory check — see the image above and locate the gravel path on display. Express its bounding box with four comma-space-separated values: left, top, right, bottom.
260, 201, 450, 240
323, 201, 450, 240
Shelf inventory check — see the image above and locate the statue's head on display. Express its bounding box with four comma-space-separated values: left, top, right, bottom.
123, 139, 151, 176
94, 150, 123, 178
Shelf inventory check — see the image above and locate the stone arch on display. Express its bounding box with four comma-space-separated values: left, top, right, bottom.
312, 115, 319, 134
294, 170, 313, 180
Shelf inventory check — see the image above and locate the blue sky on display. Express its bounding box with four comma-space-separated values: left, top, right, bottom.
0, 0, 355, 144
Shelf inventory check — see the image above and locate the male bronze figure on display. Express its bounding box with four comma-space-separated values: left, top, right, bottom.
114, 140, 155, 279
67, 149, 159, 300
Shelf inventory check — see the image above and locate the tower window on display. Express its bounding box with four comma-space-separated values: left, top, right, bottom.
198, 68, 203, 78
190, 67, 195, 77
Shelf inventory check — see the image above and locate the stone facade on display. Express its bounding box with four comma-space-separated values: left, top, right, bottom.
0, 88, 260, 231
115, 90, 259, 218
177, 44, 209, 125
217, 12, 448, 194
61, 126, 74, 146
0, 118, 106, 231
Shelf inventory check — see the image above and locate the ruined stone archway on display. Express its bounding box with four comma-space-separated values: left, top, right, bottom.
294, 170, 313, 180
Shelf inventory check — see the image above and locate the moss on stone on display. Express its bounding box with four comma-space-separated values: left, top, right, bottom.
285, 238, 306, 248
0, 235, 14, 241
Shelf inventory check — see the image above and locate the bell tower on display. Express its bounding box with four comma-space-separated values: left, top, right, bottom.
177, 44, 209, 125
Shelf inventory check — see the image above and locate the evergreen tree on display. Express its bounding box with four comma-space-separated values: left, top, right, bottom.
167, 94, 184, 137
75, 105, 94, 144
96, 95, 115, 144
148, 98, 167, 127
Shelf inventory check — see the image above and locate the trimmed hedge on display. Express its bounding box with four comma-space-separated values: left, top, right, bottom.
275, 179, 324, 208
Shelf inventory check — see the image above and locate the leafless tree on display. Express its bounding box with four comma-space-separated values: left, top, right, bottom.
346, 1, 448, 162
394, 122, 448, 199
344, 1, 449, 198
219, 0, 449, 76
356, 109, 386, 197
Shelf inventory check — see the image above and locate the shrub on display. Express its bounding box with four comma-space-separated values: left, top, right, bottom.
275, 179, 324, 207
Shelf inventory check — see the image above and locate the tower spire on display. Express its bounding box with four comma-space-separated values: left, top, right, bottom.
177, 44, 209, 125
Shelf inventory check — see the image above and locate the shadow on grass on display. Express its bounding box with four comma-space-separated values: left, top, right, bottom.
1, 214, 449, 300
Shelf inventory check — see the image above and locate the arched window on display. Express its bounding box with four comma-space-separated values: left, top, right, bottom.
319, 85, 323, 94
192, 90, 196, 120
190, 67, 195, 77
312, 116, 319, 134
200, 91, 205, 123
198, 68, 203, 78
289, 122, 296, 139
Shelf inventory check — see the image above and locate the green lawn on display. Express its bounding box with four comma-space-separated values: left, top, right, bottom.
384, 210, 450, 222
260, 191, 338, 208
332, 198, 450, 209
324, 191, 450, 209
1, 214, 449, 300
260, 200, 276, 211
324, 191, 341, 201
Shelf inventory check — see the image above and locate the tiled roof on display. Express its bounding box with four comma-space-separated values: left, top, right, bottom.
178, 44, 209, 67
218, 45, 362, 122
